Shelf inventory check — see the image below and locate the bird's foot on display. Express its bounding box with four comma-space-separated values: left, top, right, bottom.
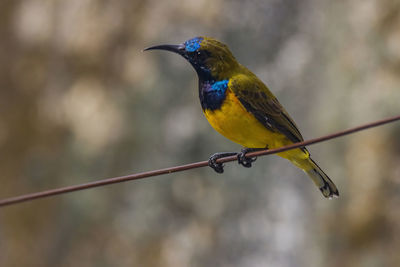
208, 152, 237, 173
208, 148, 267, 173
237, 148, 266, 168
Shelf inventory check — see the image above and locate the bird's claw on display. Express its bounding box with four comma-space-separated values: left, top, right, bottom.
208, 154, 225, 173
237, 149, 257, 168
208, 152, 237, 173
208, 149, 264, 173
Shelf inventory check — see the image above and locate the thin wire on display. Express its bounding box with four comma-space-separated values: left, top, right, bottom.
1, 114, 400, 207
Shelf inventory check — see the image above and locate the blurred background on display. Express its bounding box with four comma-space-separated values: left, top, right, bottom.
1, 0, 400, 266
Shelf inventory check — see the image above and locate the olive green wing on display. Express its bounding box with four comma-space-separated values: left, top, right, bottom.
230, 73, 304, 143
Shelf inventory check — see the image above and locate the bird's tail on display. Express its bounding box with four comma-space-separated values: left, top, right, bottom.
304, 158, 339, 198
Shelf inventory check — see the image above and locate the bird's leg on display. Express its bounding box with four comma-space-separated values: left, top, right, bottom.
237, 147, 267, 168
208, 152, 237, 173
209, 147, 268, 173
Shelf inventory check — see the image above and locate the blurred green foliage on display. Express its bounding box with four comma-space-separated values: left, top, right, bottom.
1, 0, 400, 266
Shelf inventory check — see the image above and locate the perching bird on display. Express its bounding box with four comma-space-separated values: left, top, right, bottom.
145, 36, 339, 198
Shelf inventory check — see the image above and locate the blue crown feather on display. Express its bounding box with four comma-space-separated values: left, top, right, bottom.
184, 37, 203, 52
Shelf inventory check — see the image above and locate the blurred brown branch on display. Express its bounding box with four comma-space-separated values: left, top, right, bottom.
1, 114, 400, 208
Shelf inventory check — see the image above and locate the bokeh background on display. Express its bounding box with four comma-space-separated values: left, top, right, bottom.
1, 0, 400, 266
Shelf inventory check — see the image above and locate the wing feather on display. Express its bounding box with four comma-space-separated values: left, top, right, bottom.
230, 73, 304, 144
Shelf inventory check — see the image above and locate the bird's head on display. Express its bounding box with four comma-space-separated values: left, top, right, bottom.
144, 37, 239, 81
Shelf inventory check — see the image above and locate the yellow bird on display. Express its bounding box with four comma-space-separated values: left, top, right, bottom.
145, 36, 339, 198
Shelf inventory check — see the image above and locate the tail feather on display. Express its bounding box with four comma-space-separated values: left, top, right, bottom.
305, 158, 339, 198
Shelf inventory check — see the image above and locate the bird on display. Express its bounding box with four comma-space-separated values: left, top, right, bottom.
144, 36, 339, 198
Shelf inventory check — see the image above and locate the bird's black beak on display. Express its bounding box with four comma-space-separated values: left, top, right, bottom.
143, 44, 186, 55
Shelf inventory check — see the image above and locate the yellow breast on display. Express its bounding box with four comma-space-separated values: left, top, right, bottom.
203, 89, 290, 149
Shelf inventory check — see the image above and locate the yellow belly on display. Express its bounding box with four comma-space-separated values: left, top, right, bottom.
203, 89, 308, 163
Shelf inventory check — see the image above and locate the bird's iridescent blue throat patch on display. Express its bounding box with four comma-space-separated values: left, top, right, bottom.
200, 79, 229, 110
211, 80, 229, 94
185, 37, 203, 52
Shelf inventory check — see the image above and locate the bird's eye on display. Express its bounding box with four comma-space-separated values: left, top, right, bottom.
194, 50, 209, 61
